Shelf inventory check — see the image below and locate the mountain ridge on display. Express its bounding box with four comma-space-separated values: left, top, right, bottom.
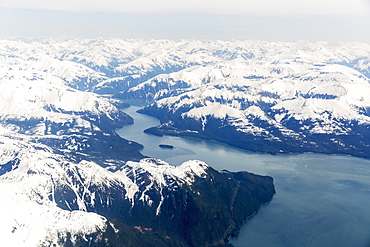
3, 37, 370, 245
0, 38, 277, 246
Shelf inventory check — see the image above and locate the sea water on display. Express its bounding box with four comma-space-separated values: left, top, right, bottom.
116, 106, 370, 247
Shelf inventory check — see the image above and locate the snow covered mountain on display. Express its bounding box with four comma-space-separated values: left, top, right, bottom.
5, 37, 367, 157
0, 38, 276, 246
0, 125, 274, 246
116, 40, 370, 157
137, 60, 370, 157
3, 36, 370, 244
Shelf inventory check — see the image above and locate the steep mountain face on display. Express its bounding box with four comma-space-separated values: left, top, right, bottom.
0, 38, 276, 246
0, 128, 274, 246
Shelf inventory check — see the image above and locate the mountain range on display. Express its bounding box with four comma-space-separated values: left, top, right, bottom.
2, 37, 370, 245
0, 38, 277, 246
3, 38, 368, 157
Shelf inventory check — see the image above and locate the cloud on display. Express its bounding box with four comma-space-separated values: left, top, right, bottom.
1, 0, 370, 17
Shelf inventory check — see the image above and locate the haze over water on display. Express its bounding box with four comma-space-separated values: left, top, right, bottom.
117, 105, 370, 247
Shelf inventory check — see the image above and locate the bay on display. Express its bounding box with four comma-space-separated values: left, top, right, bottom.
116, 105, 370, 247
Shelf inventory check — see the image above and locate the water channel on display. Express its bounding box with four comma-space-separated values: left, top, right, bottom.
116, 105, 370, 247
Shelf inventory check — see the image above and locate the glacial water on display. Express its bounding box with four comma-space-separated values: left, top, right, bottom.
116, 106, 370, 247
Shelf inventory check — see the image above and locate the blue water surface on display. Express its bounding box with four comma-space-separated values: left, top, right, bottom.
116, 106, 370, 247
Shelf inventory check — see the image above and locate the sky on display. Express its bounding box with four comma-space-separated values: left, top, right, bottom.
0, 0, 370, 42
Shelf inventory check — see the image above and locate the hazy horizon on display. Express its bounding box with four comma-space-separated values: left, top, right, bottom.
1, 0, 370, 42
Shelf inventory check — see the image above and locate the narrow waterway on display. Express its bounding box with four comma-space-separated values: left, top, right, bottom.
116, 105, 370, 247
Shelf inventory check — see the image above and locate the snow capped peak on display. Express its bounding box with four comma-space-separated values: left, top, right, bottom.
172, 159, 209, 182
114, 158, 209, 216
183, 103, 244, 123
116, 158, 208, 198
124, 158, 208, 185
